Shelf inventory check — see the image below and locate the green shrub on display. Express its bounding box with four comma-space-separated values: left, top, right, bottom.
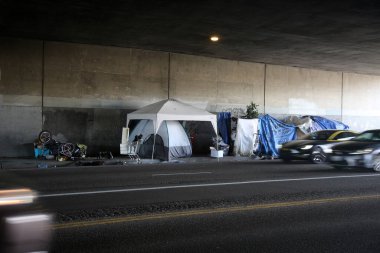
246, 102, 259, 119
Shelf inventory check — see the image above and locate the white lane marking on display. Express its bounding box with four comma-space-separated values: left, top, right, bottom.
152, 172, 212, 177
39, 173, 380, 198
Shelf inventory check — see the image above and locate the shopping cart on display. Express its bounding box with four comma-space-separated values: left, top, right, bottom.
120, 141, 141, 162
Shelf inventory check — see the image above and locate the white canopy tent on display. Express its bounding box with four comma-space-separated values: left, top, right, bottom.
126, 99, 218, 159
129, 119, 192, 160
126, 99, 217, 134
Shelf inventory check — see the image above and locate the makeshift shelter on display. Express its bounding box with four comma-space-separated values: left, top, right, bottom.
310, 116, 349, 131
259, 114, 297, 157
234, 118, 259, 156
217, 112, 231, 145
259, 115, 350, 157
129, 119, 192, 160
283, 115, 314, 134
126, 99, 217, 160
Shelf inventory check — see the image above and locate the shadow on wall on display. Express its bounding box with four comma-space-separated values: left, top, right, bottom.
42, 107, 131, 156
39, 109, 216, 157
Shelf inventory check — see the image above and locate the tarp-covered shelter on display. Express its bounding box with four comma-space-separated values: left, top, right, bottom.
283, 115, 314, 134
217, 112, 231, 145
259, 115, 350, 157
234, 118, 259, 156
126, 99, 217, 160
259, 114, 298, 157
310, 116, 349, 131
283, 115, 349, 133
129, 120, 192, 160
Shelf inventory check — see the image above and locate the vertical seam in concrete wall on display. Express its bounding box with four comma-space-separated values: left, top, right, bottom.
263, 64, 267, 114
168, 53, 171, 99
341, 72, 344, 122
41, 40, 45, 128
129, 48, 132, 97
216, 60, 219, 110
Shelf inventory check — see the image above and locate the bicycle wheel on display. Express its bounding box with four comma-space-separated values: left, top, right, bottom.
59, 143, 75, 157
39, 130, 52, 144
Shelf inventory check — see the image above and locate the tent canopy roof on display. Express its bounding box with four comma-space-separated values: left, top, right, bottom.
127, 99, 217, 134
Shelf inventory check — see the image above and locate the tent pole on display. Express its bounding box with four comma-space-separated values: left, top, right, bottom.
216, 121, 219, 162
152, 133, 156, 160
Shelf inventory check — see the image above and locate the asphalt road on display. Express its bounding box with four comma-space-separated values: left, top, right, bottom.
9, 160, 380, 252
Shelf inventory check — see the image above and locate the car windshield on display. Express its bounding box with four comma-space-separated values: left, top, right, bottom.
300, 131, 335, 140
352, 131, 380, 141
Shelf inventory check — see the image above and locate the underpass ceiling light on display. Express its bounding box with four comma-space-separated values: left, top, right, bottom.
210, 35, 219, 42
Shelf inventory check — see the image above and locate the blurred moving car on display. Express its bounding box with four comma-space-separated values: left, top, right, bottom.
328, 129, 380, 171
0, 172, 52, 253
279, 130, 357, 164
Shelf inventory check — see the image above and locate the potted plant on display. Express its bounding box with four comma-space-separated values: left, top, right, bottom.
245, 102, 259, 119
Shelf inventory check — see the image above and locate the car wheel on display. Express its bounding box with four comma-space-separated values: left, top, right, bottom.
372, 155, 380, 172
310, 147, 326, 164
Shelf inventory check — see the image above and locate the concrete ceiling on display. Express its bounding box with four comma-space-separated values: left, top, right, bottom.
2, 0, 380, 75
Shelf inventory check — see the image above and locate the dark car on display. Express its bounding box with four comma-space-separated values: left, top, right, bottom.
279, 130, 357, 163
328, 129, 380, 171
0, 172, 52, 253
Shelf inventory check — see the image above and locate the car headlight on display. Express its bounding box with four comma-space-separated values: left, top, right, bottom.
300, 145, 313, 150
0, 188, 37, 206
349, 148, 374, 155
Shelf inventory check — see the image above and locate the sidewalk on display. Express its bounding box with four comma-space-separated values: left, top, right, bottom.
0, 155, 259, 170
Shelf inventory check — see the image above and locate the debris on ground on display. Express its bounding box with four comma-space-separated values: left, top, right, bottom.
98, 151, 113, 159
75, 160, 105, 166
34, 130, 87, 161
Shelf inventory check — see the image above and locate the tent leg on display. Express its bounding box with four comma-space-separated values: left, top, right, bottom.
216, 131, 219, 162
152, 133, 156, 160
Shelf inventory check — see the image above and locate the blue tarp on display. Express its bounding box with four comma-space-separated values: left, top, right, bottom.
259, 114, 297, 157
310, 116, 349, 131
217, 112, 231, 145
255, 114, 349, 157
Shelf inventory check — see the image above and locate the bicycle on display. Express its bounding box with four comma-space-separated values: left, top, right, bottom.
38, 130, 84, 158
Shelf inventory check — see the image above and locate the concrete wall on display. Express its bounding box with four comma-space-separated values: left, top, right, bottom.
44, 42, 169, 108
0, 38, 43, 157
42, 42, 169, 155
342, 73, 380, 131
170, 54, 265, 114
265, 65, 342, 119
1, 37, 380, 157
